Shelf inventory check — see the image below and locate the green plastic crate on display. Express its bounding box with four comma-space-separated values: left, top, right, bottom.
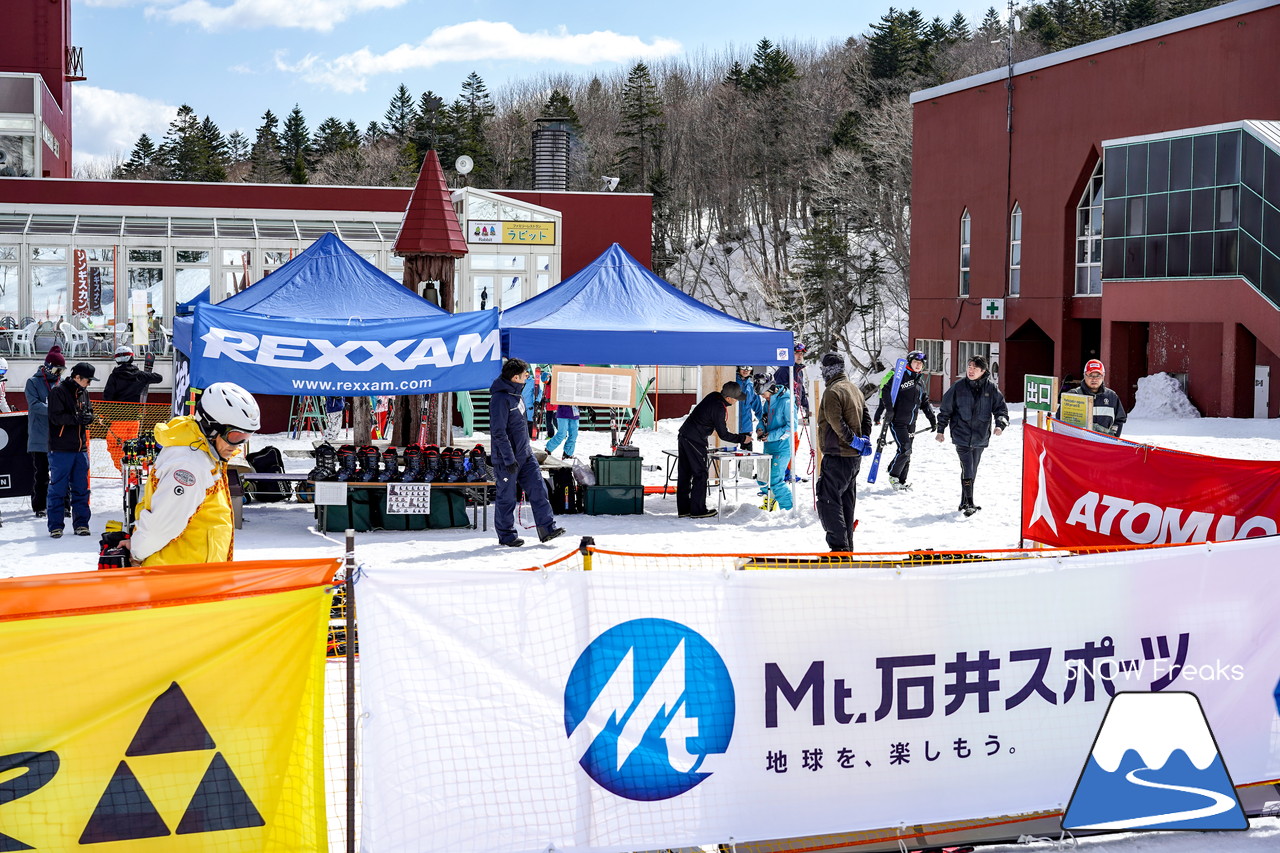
584, 485, 644, 515
590, 454, 642, 486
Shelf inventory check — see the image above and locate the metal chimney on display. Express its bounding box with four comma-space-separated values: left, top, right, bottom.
532, 117, 571, 190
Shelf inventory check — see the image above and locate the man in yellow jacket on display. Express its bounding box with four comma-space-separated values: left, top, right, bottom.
129, 382, 260, 566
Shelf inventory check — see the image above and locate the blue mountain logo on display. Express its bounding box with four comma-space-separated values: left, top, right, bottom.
1062, 692, 1247, 832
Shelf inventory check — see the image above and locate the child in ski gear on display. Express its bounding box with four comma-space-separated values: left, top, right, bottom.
25, 346, 64, 518
1057, 359, 1127, 437
735, 366, 764, 433
46, 362, 98, 537
677, 382, 753, 519
815, 352, 872, 551
874, 351, 937, 490
544, 404, 580, 459
936, 355, 1009, 516
103, 345, 162, 403
128, 382, 260, 566
489, 358, 564, 546
757, 381, 794, 511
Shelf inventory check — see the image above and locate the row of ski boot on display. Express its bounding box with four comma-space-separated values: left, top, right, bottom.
120, 434, 160, 466
307, 443, 495, 483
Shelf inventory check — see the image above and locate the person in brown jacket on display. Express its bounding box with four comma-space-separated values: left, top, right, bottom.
815, 352, 873, 551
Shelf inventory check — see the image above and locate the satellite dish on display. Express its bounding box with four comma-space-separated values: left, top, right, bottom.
455, 155, 474, 175
601, 175, 620, 192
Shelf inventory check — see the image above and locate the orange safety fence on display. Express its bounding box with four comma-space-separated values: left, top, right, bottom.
86, 400, 172, 476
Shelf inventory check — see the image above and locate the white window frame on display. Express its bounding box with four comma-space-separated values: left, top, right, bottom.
959, 209, 971, 297
957, 341, 993, 377
1075, 162, 1103, 296
914, 339, 944, 375
1009, 203, 1022, 297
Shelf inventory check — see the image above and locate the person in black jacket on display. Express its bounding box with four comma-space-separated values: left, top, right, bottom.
676, 382, 753, 519
47, 362, 99, 537
103, 345, 162, 403
873, 350, 937, 491
935, 355, 1009, 517
488, 358, 564, 547
1057, 358, 1127, 436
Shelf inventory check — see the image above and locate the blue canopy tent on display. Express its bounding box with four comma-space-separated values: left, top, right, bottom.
176, 286, 211, 316
174, 233, 499, 395
499, 243, 793, 366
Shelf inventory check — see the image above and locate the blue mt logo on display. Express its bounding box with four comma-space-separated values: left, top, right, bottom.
1063, 692, 1247, 832
563, 618, 735, 801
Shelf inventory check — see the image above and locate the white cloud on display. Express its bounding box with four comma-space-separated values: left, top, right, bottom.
152, 0, 407, 32
72, 85, 178, 169
277, 20, 684, 93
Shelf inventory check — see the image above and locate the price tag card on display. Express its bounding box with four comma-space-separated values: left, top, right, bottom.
313, 481, 348, 506
386, 482, 432, 514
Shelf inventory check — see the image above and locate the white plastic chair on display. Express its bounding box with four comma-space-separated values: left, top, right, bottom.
60, 321, 91, 357
160, 324, 173, 356
11, 320, 38, 357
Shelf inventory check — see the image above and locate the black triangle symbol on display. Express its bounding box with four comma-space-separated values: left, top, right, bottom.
175, 752, 265, 835
78, 761, 170, 844
0, 831, 34, 852
126, 682, 216, 756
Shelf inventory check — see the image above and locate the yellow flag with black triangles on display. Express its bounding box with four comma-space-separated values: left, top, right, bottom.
0, 558, 338, 852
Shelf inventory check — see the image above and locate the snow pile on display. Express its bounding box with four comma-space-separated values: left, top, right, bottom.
1128, 373, 1201, 419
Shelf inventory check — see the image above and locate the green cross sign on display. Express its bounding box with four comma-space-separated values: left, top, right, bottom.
983, 298, 1004, 319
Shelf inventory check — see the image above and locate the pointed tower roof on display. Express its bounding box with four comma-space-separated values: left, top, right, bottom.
393, 149, 468, 258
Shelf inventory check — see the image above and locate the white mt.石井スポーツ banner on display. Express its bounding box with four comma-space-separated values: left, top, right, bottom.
189, 302, 499, 395
356, 538, 1280, 853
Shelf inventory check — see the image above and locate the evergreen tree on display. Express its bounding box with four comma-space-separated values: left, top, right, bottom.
616, 62, 664, 192
453, 72, 496, 182
199, 116, 228, 176
723, 60, 747, 88
947, 12, 972, 42
117, 133, 160, 179
158, 104, 223, 181
281, 105, 312, 183
248, 109, 286, 183
313, 117, 356, 158
1024, 3, 1064, 48
742, 38, 798, 94
976, 6, 1006, 41
541, 88, 581, 129
411, 91, 449, 165
1121, 0, 1162, 30
383, 84, 417, 140
226, 130, 249, 163
867, 9, 920, 80
365, 121, 383, 143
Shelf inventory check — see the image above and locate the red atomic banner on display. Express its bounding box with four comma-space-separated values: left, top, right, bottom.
1021, 423, 1280, 547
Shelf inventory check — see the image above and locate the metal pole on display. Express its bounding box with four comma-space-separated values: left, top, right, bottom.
344, 528, 357, 853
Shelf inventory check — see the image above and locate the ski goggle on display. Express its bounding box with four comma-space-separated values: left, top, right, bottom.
218, 427, 255, 446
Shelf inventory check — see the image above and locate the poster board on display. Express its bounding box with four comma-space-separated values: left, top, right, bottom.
1057, 391, 1093, 429
386, 482, 432, 514
549, 365, 639, 408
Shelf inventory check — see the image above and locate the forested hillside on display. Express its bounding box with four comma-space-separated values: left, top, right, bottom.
105, 0, 1228, 373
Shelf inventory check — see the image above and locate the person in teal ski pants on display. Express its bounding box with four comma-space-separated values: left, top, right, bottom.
757, 380, 794, 510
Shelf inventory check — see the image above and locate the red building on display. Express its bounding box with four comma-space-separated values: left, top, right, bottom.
909, 0, 1280, 417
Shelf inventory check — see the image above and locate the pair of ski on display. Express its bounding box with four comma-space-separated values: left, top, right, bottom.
867, 358, 908, 484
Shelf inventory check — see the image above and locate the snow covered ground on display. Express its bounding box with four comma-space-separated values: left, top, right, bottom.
4, 404, 1280, 850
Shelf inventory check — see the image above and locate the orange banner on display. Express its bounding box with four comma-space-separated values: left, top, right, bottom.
0, 558, 341, 622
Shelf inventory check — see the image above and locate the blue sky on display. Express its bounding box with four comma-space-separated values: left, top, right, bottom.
71, 0, 994, 168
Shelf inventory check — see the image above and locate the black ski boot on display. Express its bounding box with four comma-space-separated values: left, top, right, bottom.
377, 447, 400, 482
355, 445, 379, 482
396, 445, 423, 482
308, 444, 338, 481
334, 445, 359, 482
420, 445, 442, 482
961, 479, 980, 516
465, 445, 493, 482
443, 447, 466, 483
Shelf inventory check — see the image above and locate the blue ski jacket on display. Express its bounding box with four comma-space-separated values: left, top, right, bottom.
520, 373, 543, 423
737, 376, 763, 433
761, 388, 793, 443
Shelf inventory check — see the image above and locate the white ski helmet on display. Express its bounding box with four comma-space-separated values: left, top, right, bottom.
0, 356, 8, 378
196, 382, 261, 436
114, 344, 134, 364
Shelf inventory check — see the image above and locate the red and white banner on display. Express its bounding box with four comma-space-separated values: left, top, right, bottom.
71, 249, 90, 316
1021, 422, 1280, 547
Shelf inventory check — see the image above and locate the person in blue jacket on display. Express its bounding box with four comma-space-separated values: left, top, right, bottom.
543, 404, 579, 459
756, 380, 794, 510
489, 358, 565, 547
520, 364, 544, 437
734, 365, 763, 433
25, 346, 65, 518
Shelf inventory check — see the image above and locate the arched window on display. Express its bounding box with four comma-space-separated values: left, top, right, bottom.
959, 209, 971, 296
1009, 203, 1022, 296
1075, 162, 1103, 295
